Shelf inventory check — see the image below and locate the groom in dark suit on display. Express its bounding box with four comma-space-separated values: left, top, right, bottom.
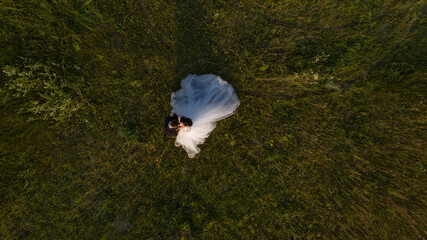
164, 112, 179, 137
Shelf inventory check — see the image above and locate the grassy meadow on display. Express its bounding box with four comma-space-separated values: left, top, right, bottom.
1, 0, 426, 239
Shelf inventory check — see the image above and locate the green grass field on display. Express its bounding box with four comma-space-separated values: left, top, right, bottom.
1, 0, 426, 239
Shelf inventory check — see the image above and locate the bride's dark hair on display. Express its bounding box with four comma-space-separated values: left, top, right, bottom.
181, 117, 193, 127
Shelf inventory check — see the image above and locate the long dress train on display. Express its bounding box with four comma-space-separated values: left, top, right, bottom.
171, 74, 240, 158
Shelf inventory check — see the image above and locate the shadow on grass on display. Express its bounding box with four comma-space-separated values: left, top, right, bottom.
174, 1, 234, 82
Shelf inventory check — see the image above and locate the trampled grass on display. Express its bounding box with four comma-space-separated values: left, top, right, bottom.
0, 0, 426, 239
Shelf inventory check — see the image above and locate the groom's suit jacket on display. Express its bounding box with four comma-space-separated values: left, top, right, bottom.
164, 113, 179, 137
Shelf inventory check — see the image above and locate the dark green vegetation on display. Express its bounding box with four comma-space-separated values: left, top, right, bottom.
1, 0, 426, 238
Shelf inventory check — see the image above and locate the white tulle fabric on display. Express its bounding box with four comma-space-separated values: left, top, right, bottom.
171, 74, 240, 158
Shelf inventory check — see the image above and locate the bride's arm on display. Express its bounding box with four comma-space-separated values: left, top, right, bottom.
170, 110, 181, 118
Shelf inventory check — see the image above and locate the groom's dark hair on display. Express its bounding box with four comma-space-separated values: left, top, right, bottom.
170, 120, 179, 128
181, 117, 193, 127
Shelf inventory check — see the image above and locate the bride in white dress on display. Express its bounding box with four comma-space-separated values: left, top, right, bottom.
169, 74, 240, 158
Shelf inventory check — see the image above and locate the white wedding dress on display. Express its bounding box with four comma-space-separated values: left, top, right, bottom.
171, 74, 240, 158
